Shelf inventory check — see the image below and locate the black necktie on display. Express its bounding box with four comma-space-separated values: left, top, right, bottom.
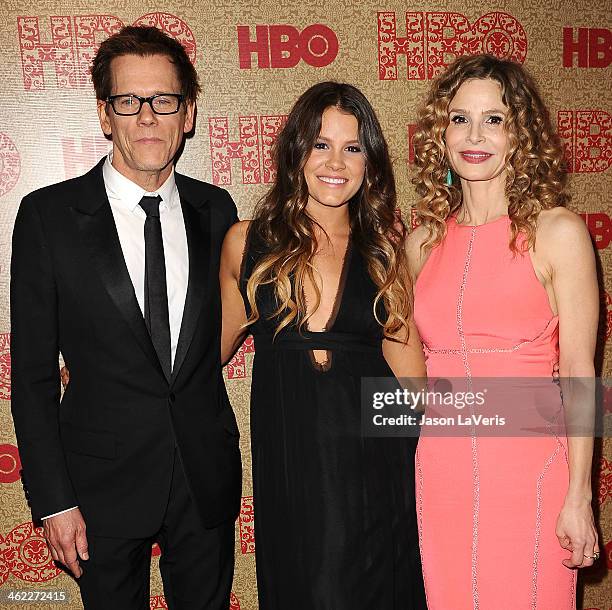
139, 195, 171, 378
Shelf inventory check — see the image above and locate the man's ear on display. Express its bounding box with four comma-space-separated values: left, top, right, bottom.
183, 101, 195, 134
97, 99, 112, 136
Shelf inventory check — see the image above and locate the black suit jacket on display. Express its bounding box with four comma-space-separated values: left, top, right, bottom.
10, 158, 241, 537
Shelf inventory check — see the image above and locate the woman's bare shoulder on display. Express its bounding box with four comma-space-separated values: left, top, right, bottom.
536, 207, 590, 245
221, 220, 252, 278
225, 219, 251, 241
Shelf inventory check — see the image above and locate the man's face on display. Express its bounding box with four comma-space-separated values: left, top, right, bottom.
97, 53, 195, 188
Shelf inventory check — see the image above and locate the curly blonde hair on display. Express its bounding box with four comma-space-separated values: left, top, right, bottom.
246, 82, 412, 339
412, 54, 569, 251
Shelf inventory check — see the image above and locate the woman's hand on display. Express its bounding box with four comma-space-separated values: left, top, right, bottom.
556, 497, 599, 568
60, 366, 70, 389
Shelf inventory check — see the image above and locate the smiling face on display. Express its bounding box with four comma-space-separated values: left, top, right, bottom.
445, 78, 511, 186
97, 53, 195, 189
303, 106, 366, 212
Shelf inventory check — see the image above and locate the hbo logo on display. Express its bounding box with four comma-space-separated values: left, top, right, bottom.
237, 24, 339, 69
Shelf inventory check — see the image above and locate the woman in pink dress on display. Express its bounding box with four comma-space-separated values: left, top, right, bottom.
408, 54, 599, 609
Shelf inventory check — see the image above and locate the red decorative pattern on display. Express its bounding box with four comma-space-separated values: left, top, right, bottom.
18, 16, 77, 90
149, 595, 168, 609
73, 16, 123, 86
3, 522, 61, 582
151, 542, 161, 557
425, 12, 527, 79
605, 539, 612, 570
239, 496, 255, 554
230, 592, 241, 609
378, 11, 425, 80
226, 337, 255, 380
559, 110, 612, 173
209, 115, 287, 186
575, 111, 612, 173
557, 110, 574, 171
0, 134, 21, 198
0, 533, 10, 586
578, 212, 611, 250
598, 457, 612, 507
134, 13, 197, 64
0, 333, 10, 400
18, 13, 196, 91
378, 11, 526, 81
261, 115, 286, 183
209, 116, 261, 186
0, 445, 21, 484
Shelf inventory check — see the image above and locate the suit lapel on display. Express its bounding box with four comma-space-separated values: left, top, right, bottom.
172, 181, 212, 382
73, 160, 168, 381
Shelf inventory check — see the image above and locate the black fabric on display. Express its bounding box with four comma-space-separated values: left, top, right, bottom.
239, 227, 426, 610
78, 451, 235, 610
10, 158, 241, 536
139, 195, 171, 379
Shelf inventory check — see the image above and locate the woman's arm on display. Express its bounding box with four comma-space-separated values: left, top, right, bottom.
219, 220, 251, 365
537, 207, 599, 568
380, 222, 430, 394
404, 223, 431, 283
382, 320, 427, 380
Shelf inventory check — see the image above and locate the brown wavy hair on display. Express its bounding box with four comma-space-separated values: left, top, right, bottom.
246, 81, 411, 338
412, 54, 569, 251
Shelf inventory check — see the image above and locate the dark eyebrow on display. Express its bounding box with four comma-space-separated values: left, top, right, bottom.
316, 135, 361, 145
448, 107, 507, 115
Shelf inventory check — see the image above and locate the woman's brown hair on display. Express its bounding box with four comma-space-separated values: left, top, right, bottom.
246, 81, 412, 338
412, 54, 569, 251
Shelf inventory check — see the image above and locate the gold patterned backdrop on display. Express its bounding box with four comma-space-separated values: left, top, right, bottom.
0, 1, 610, 608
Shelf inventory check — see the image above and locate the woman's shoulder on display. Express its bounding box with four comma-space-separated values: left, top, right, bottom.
536, 207, 590, 244
226, 219, 251, 239
223, 219, 252, 252
534, 207, 594, 270
221, 220, 252, 278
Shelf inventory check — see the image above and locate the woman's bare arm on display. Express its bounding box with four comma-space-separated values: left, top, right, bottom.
537, 207, 599, 568
220, 220, 251, 365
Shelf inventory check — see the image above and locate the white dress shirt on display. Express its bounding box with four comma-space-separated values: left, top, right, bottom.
102, 154, 189, 367
43, 155, 189, 520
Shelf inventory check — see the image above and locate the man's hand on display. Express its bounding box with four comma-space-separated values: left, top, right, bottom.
43, 508, 88, 578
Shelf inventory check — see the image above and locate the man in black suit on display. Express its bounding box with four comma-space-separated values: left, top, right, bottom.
10, 26, 241, 609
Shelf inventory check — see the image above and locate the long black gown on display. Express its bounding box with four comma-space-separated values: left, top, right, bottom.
240, 229, 426, 610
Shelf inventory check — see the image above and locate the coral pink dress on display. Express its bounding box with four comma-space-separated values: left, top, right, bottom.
413, 216, 576, 610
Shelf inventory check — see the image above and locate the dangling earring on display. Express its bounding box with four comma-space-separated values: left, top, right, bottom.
445, 169, 453, 186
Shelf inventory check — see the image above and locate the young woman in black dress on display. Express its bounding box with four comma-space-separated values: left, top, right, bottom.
220, 82, 426, 609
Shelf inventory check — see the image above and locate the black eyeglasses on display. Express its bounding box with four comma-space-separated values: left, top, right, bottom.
106, 93, 185, 116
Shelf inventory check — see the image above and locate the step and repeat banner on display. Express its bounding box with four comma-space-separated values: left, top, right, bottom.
0, 1, 610, 608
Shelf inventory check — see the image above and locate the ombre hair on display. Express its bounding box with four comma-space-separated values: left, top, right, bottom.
246, 81, 412, 338
412, 54, 569, 251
